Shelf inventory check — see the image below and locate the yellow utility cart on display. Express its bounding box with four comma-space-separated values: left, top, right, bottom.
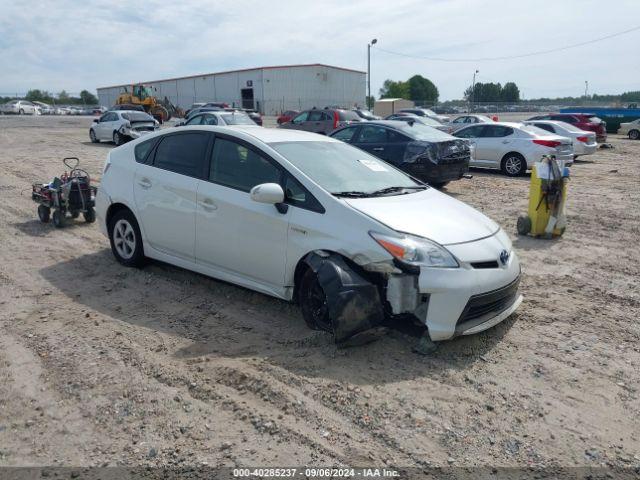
517, 155, 569, 239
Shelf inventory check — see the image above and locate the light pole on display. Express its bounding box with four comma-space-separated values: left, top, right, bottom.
471, 69, 479, 112
367, 38, 377, 110
584, 80, 589, 100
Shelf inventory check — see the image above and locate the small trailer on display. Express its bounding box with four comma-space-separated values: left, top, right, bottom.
32, 157, 97, 228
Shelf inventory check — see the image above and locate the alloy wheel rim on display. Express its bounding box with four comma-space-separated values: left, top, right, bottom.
505, 157, 521, 175
113, 219, 136, 259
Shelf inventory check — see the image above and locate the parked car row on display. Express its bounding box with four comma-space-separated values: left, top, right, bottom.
0, 100, 106, 116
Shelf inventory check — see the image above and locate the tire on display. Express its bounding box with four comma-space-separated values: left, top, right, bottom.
629, 129, 640, 140
108, 209, 145, 267
517, 215, 532, 236
89, 129, 98, 143
19, 109, 24, 115
113, 131, 125, 146
501, 153, 527, 177
430, 181, 449, 189
52, 210, 65, 228
70, 211, 80, 219
84, 207, 96, 223
37, 205, 50, 223
298, 268, 332, 332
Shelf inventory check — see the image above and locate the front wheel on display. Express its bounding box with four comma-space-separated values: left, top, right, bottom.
298, 269, 332, 332
629, 129, 640, 140
501, 153, 527, 177
19, 109, 24, 115
52, 210, 65, 228
430, 181, 449, 189
89, 129, 98, 143
37, 205, 50, 223
108, 210, 145, 267
113, 131, 125, 146
84, 207, 96, 223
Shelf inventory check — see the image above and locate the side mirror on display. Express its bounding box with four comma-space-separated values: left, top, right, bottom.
250, 183, 284, 204
93, 118, 100, 123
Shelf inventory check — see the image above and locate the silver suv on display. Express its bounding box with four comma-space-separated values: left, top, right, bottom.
278, 108, 361, 135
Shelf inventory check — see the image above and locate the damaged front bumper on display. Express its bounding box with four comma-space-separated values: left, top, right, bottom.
383, 230, 522, 341
121, 124, 158, 139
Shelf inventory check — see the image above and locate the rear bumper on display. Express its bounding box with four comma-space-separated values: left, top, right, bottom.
574, 143, 597, 156
404, 160, 469, 183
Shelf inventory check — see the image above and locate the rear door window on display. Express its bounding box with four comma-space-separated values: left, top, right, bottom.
134, 137, 160, 164
307, 110, 324, 121
209, 137, 281, 192
534, 123, 555, 133
482, 125, 513, 137
455, 125, 484, 138
186, 115, 204, 125
292, 112, 309, 124
331, 126, 358, 142
357, 125, 388, 143
153, 133, 210, 178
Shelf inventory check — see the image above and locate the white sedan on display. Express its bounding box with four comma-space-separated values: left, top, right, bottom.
524, 120, 597, 158
448, 114, 494, 132
90, 110, 159, 145
0, 100, 37, 115
95, 126, 522, 346
454, 122, 574, 176
617, 119, 640, 140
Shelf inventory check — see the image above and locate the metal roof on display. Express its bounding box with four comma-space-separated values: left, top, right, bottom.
98, 63, 366, 90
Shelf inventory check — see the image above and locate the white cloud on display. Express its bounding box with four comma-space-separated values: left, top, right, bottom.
0, 0, 638, 99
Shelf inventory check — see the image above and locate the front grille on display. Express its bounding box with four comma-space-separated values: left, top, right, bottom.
456, 276, 520, 330
471, 260, 499, 269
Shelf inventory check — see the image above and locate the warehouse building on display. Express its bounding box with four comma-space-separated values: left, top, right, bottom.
97, 63, 366, 115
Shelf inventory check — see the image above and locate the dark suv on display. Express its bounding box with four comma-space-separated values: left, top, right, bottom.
278, 108, 361, 135
329, 120, 470, 187
528, 113, 607, 142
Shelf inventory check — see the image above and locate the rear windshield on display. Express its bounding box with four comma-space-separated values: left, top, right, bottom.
520, 124, 553, 136
122, 112, 154, 122
218, 113, 255, 125
394, 122, 455, 141
338, 110, 360, 121
419, 116, 444, 126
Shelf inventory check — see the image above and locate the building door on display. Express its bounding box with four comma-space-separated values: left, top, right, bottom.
241, 88, 254, 109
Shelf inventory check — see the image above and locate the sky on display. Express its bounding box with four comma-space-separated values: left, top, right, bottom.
0, 0, 638, 101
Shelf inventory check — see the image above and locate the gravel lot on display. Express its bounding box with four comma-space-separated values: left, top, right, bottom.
0, 115, 638, 473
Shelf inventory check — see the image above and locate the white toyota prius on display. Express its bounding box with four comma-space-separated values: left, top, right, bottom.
96, 126, 522, 345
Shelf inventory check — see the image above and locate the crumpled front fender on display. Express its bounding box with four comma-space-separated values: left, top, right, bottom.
302, 252, 384, 343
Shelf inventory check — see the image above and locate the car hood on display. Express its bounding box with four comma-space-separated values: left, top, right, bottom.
344, 188, 500, 245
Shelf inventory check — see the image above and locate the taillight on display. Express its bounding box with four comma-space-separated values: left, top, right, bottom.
576, 136, 589, 143
533, 139, 561, 148
333, 111, 339, 130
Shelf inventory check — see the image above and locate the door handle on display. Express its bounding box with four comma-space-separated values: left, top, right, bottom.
501, 140, 510, 144
373, 147, 384, 151
137, 178, 152, 189
199, 198, 217, 211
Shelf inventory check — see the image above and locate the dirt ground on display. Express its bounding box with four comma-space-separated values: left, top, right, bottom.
0, 115, 638, 473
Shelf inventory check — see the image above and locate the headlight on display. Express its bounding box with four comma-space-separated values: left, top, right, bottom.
370, 231, 459, 268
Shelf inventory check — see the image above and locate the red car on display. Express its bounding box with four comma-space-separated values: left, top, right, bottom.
277, 110, 299, 125
528, 113, 607, 143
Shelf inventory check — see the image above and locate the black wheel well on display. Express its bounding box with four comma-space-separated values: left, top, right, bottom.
630, 129, 640, 136
106, 203, 133, 229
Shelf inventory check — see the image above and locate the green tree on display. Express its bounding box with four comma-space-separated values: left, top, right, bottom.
406, 75, 439, 103
379, 79, 409, 99
25, 89, 53, 103
501, 82, 520, 102
79, 90, 98, 105
57, 90, 70, 103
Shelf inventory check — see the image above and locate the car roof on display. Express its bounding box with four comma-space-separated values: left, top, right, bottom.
173, 125, 342, 143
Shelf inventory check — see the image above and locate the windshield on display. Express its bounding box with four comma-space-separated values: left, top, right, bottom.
395, 122, 455, 141
122, 112, 154, 122
270, 141, 422, 195
219, 113, 255, 125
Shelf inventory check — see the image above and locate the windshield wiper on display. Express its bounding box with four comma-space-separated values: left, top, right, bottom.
332, 190, 371, 198
368, 185, 428, 196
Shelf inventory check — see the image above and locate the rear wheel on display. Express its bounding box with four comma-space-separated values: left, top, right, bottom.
629, 129, 640, 140
108, 210, 145, 267
19, 108, 24, 115
430, 181, 449, 189
517, 215, 532, 235
84, 207, 96, 223
501, 153, 526, 177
